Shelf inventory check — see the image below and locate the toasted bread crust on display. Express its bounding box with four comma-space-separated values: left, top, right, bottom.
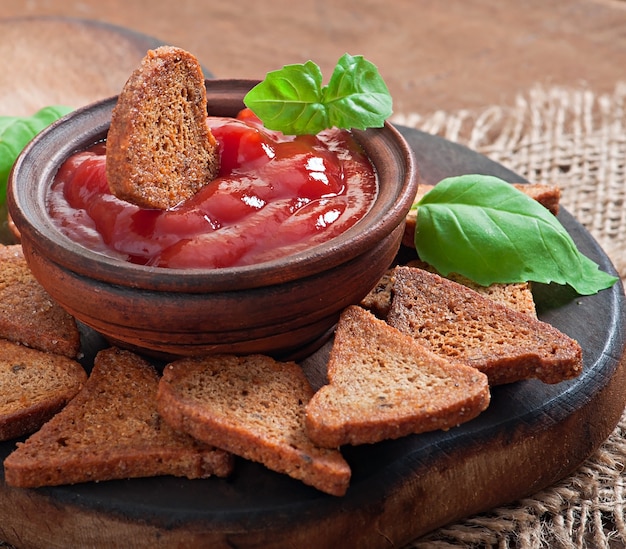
0, 244, 80, 358
0, 339, 86, 441
305, 306, 490, 447
106, 46, 219, 209
407, 260, 537, 317
361, 260, 536, 320
157, 354, 351, 496
387, 266, 583, 385
359, 268, 397, 318
3, 347, 233, 487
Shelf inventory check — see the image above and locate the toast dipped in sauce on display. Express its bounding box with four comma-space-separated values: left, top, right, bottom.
106, 46, 220, 210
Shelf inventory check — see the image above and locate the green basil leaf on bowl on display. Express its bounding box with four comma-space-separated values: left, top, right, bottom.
243, 53, 392, 135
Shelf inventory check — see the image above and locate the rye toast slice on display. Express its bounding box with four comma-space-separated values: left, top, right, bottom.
305, 305, 490, 448
106, 46, 220, 210
0, 244, 80, 358
387, 266, 583, 386
361, 260, 536, 320
3, 347, 233, 487
0, 339, 86, 441
157, 354, 351, 496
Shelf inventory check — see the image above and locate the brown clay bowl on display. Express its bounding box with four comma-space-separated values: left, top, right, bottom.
7, 79, 418, 360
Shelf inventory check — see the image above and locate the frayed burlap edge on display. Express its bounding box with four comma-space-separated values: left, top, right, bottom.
393, 84, 626, 549
392, 83, 626, 279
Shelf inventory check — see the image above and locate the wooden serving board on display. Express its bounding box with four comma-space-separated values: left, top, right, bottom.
0, 126, 624, 549
1, 17, 625, 549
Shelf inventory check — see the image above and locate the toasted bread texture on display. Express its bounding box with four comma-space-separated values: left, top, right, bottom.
0, 244, 80, 358
3, 347, 233, 488
361, 261, 536, 320
402, 182, 562, 247
408, 260, 537, 317
387, 266, 583, 385
0, 339, 86, 441
360, 268, 397, 318
106, 46, 219, 210
157, 354, 351, 496
305, 306, 490, 447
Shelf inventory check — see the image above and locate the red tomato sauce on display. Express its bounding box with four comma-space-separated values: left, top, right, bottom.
47, 109, 378, 269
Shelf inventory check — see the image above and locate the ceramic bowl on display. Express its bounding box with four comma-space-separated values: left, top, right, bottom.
7, 79, 418, 360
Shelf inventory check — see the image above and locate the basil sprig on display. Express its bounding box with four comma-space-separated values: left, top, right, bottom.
414, 174, 618, 296
0, 106, 73, 205
243, 53, 392, 135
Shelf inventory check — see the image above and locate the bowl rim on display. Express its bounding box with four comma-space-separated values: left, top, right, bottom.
8, 79, 418, 292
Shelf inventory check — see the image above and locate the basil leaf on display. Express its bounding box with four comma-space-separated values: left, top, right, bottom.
243, 53, 392, 135
243, 60, 327, 135
323, 53, 393, 130
414, 174, 618, 295
0, 105, 73, 205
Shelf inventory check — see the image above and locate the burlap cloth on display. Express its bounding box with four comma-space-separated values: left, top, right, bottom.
392, 84, 626, 549
2, 85, 625, 549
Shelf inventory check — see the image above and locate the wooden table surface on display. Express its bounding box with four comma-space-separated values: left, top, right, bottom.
2, 0, 626, 115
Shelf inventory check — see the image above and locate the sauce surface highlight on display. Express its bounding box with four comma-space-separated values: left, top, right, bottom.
47, 109, 378, 269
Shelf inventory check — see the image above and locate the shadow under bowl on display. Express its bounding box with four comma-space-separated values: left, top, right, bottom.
7, 79, 419, 360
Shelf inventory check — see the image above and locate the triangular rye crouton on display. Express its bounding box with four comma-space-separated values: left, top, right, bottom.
0, 244, 80, 358
361, 261, 537, 320
3, 347, 233, 488
0, 338, 86, 441
387, 266, 583, 386
157, 354, 351, 497
106, 46, 220, 210
304, 305, 491, 448
407, 260, 537, 318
